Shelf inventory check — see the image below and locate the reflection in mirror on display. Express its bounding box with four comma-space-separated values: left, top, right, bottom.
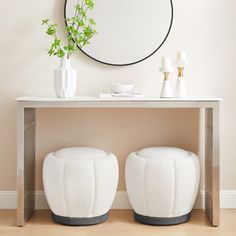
65, 0, 173, 66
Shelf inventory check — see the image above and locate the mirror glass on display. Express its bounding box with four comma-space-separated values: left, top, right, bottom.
65, 0, 173, 66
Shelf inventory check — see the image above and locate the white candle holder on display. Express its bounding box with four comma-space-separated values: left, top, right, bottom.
159, 57, 173, 98
160, 72, 173, 98
174, 51, 189, 98
175, 67, 187, 98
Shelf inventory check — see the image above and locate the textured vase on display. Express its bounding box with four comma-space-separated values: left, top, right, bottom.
54, 56, 77, 98
160, 80, 173, 98
175, 77, 187, 98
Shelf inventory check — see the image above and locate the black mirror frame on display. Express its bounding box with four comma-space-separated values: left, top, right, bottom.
64, 0, 174, 66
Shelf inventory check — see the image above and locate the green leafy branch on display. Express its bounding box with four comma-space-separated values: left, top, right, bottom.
42, 0, 97, 59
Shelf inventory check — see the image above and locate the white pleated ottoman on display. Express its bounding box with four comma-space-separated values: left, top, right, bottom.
125, 147, 200, 225
43, 147, 118, 226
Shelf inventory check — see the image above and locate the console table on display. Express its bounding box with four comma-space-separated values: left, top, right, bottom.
16, 96, 221, 226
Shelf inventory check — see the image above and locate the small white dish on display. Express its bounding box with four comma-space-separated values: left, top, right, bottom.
109, 83, 134, 94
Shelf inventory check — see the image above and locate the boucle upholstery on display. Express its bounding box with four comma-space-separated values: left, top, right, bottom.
43, 147, 118, 223
125, 147, 200, 224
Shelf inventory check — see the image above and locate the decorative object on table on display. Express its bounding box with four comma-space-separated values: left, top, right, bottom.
99, 92, 144, 99
43, 147, 118, 226
159, 57, 173, 98
42, 0, 97, 98
125, 147, 200, 226
99, 83, 143, 99
53, 56, 76, 98
108, 83, 134, 94
174, 50, 189, 98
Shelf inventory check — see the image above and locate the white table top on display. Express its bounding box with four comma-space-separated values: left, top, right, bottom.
16, 95, 222, 102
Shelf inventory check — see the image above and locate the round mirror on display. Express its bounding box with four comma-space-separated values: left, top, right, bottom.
64, 0, 173, 66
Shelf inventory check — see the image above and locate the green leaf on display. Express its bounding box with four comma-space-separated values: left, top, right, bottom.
85, 0, 94, 9
57, 49, 65, 58
89, 18, 96, 25
47, 27, 56, 35
48, 48, 55, 56
42, 18, 49, 25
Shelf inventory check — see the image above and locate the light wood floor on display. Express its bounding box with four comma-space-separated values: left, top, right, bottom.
0, 210, 236, 236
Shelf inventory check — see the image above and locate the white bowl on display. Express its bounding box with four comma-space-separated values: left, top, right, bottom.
109, 83, 134, 94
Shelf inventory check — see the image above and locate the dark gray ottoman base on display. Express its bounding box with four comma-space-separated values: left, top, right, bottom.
52, 212, 109, 226
134, 211, 191, 226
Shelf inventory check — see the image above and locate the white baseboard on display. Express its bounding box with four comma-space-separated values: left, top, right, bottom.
220, 191, 236, 208
0, 191, 16, 209
0, 190, 236, 210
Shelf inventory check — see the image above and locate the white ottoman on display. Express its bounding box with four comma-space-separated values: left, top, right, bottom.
43, 147, 118, 225
125, 147, 200, 225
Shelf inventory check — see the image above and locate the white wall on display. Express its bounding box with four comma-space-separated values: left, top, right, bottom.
0, 0, 236, 196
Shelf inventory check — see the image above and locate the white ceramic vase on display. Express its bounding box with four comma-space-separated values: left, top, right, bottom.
175, 76, 187, 98
54, 56, 77, 98
160, 80, 173, 98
